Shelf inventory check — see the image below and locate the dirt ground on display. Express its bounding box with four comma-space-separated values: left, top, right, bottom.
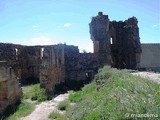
132, 71, 160, 84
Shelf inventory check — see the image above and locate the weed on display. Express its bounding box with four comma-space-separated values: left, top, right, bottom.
58, 100, 70, 111
49, 112, 63, 120
23, 84, 52, 102
69, 83, 97, 102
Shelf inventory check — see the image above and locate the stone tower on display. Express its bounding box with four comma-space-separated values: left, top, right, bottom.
89, 12, 141, 69
89, 12, 111, 66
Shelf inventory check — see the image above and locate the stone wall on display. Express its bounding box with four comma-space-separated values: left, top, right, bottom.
0, 43, 42, 84
110, 17, 141, 69
89, 12, 142, 69
140, 44, 160, 72
0, 61, 22, 116
15, 46, 41, 84
89, 12, 111, 66
40, 45, 65, 92
77, 53, 99, 81
0, 43, 17, 65
40, 44, 99, 92
65, 52, 99, 82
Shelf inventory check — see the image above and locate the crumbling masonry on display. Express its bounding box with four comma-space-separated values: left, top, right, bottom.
0, 61, 22, 116
40, 12, 142, 92
0, 12, 142, 114
89, 12, 142, 69
40, 44, 99, 91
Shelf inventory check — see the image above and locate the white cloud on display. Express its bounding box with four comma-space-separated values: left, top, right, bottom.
152, 25, 158, 27
30, 36, 54, 45
152, 23, 160, 27
64, 23, 72, 28
33, 25, 38, 28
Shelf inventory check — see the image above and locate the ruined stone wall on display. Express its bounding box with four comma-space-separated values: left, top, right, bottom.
0, 43, 18, 65
0, 43, 42, 83
110, 17, 141, 69
77, 53, 99, 81
0, 61, 22, 116
89, 12, 111, 66
15, 46, 41, 83
63, 45, 79, 81
40, 44, 99, 92
0, 43, 99, 93
89, 12, 142, 69
64, 46, 99, 81
40, 44, 65, 92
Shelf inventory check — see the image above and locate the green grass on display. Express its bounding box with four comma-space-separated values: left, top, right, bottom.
49, 112, 64, 120
5, 101, 35, 120
23, 84, 52, 102
58, 100, 70, 111
64, 66, 160, 120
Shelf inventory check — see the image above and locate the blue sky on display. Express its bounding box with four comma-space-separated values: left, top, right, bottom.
0, 0, 159, 52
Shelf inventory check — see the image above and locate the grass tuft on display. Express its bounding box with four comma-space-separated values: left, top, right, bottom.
58, 100, 70, 111
23, 84, 52, 102
49, 112, 63, 120
5, 101, 35, 120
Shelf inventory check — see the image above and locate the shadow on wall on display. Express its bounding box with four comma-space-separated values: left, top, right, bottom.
55, 78, 92, 94
20, 76, 39, 85
0, 100, 21, 119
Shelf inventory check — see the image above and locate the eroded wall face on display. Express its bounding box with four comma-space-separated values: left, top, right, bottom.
40, 45, 65, 92
40, 44, 100, 92
0, 43, 99, 93
0, 43, 42, 83
110, 17, 141, 69
0, 61, 22, 115
64, 46, 99, 82
89, 12, 111, 66
89, 12, 142, 69
15, 46, 41, 83
0, 43, 17, 65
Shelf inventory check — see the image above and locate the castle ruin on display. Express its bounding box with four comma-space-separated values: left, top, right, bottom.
2, 12, 159, 116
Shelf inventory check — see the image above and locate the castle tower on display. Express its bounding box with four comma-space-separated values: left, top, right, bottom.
89, 12, 111, 66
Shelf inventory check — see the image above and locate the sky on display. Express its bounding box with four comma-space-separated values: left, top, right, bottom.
0, 0, 160, 52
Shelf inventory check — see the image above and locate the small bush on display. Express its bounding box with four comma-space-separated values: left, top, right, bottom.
49, 112, 63, 120
58, 100, 70, 111
23, 84, 52, 102
69, 91, 83, 102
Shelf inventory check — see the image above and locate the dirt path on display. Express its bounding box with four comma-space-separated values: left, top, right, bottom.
132, 71, 160, 84
20, 93, 69, 120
